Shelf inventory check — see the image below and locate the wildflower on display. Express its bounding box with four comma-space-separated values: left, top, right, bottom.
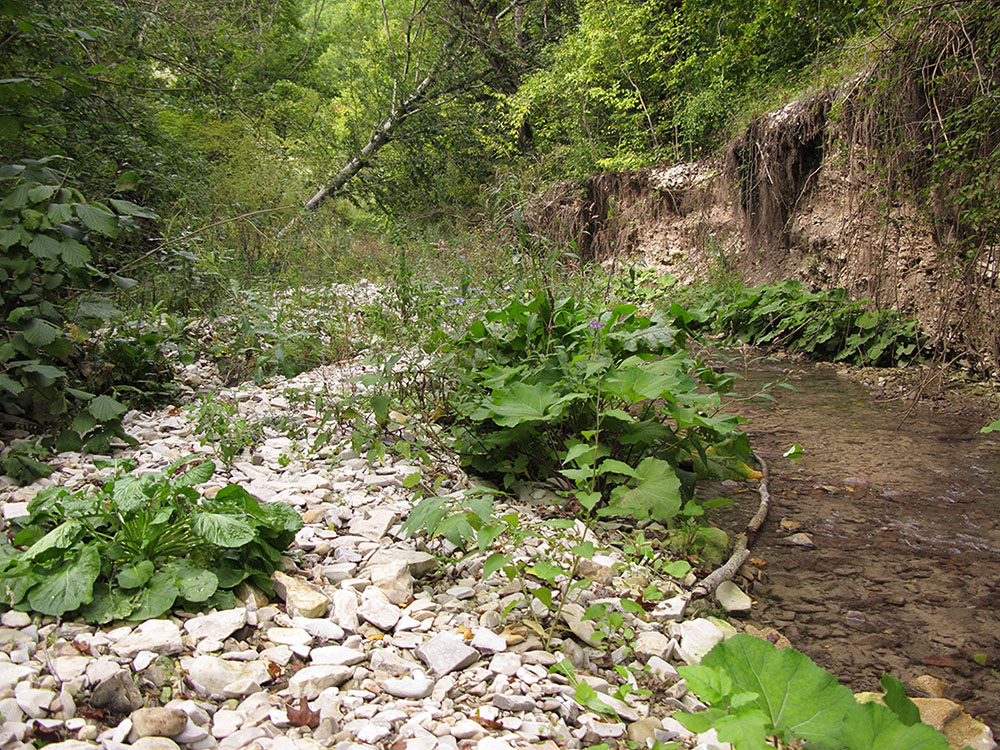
588, 319, 605, 330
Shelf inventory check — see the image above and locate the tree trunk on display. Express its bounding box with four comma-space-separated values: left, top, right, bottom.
302, 53, 448, 211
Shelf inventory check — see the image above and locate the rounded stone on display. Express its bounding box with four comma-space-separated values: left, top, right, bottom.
129, 707, 189, 740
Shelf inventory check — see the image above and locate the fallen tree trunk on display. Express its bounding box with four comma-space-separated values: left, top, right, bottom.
303, 70, 437, 211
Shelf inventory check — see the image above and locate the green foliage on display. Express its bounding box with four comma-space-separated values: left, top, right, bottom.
189, 395, 265, 467
509, 0, 879, 172
204, 284, 351, 385
0, 457, 302, 622
0, 158, 159, 476
446, 290, 751, 502
678, 281, 924, 366
676, 634, 948, 750
95, 327, 180, 410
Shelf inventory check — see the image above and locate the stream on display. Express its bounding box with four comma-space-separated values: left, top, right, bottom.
710, 356, 1000, 732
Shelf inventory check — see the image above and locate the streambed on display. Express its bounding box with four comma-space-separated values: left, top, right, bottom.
709, 357, 1000, 732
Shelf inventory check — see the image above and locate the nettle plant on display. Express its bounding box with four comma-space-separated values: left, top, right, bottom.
1, 158, 158, 478
0, 456, 302, 622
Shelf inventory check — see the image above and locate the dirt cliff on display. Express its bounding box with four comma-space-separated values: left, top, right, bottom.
528, 89, 999, 374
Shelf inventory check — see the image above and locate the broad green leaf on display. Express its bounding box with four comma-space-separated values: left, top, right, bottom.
249, 500, 303, 534
72, 411, 98, 433
117, 560, 155, 589
602, 457, 681, 522
22, 317, 60, 346
27, 544, 100, 616
54, 429, 83, 452
192, 512, 256, 547
596, 458, 638, 477
81, 583, 137, 623
112, 474, 154, 513
73, 203, 118, 236
574, 680, 617, 718
88, 394, 127, 421
371, 394, 391, 424
663, 560, 692, 578
879, 674, 920, 726
576, 490, 601, 511
486, 382, 562, 426
483, 552, 509, 578
713, 709, 770, 750
839, 702, 948, 750
47, 202, 73, 224
0, 373, 24, 394
108, 198, 157, 219
27, 233, 61, 259
27, 184, 57, 203
175, 459, 215, 488
697, 634, 856, 746
675, 706, 730, 734
74, 295, 119, 321
24, 519, 82, 561
129, 570, 179, 620
59, 238, 91, 267
174, 566, 218, 602
528, 561, 563, 584
678, 664, 733, 705
402, 471, 421, 488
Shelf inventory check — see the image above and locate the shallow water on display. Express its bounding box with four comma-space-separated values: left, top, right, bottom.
707, 356, 1000, 731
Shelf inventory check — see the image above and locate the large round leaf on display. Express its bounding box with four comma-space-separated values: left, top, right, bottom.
192, 512, 255, 547
129, 570, 180, 621
175, 567, 218, 603
27, 545, 100, 616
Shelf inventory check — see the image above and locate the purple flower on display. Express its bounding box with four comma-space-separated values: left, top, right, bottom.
588, 319, 605, 330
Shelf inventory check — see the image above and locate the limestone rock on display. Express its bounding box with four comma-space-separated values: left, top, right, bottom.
358, 597, 401, 631
675, 619, 725, 665
287, 665, 352, 699
128, 708, 189, 740
272, 572, 329, 618
714, 581, 752, 613
90, 671, 143, 714
111, 621, 183, 659
381, 672, 434, 699
634, 631, 672, 662
369, 559, 413, 605
131, 737, 182, 750
416, 632, 480, 677
0, 663, 39, 692
184, 609, 247, 643
183, 656, 271, 698
292, 617, 344, 642
910, 674, 949, 699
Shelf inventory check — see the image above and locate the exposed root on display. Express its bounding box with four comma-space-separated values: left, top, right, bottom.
689, 451, 771, 602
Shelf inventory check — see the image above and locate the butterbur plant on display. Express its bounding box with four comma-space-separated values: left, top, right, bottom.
0, 456, 302, 622
446, 290, 756, 510
676, 634, 949, 750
